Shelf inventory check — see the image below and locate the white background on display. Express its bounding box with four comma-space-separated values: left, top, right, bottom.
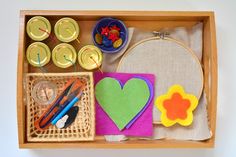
0, 0, 235, 156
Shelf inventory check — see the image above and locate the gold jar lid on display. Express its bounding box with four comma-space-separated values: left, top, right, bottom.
54, 17, 79, 42
26, 42, 51, 67
78, 45, 103, 70
26, 16, 51, 41
52, 43, 77, 68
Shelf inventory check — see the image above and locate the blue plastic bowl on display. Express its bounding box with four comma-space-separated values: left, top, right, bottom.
92, 17, 128, 54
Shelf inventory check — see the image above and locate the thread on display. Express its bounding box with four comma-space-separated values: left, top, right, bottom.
89, 56, 103, 74
37, 52, 47, 73
65, 28, 80, 45
64, 55, 77, 72
38, 27, 57, 44
37, 51, 49, 101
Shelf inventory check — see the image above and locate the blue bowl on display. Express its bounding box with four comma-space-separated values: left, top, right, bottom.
92, 17, 128, 54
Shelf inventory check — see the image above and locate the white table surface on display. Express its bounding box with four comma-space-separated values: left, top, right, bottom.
0, 0, 235, 156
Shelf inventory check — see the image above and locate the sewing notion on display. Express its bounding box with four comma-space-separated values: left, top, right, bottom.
78, 45, 103, 71
94, 72, 154, 136
155, 85, 198, 127
26, 16, 51, 41
52, 43, 77, 68
34, 78, 85, 130
26, 42, 51, 67
92, 17, 128, 53
32, 81, 57, 105
54, 17, 80, 42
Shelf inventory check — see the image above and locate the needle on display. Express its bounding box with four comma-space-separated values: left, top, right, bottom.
65, 28, 80, 44
89, 56, 103, 74
39, 27, 50, 35
42, 87, 49, 101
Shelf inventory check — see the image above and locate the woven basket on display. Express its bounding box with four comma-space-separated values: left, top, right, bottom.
24, 72, 95, 142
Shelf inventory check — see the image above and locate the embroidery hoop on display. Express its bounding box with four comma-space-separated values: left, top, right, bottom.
116, 32, 204, 124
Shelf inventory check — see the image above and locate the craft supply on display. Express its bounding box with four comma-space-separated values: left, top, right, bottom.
26, 42, 51, 67
95, 33, 103, 44
34, 78, 85, 130
100, 27, 134, 72
98, 26, 211, 141
108, 31, 119, 42
56, 115, 69, 129
26, 72, 95, 142
78, 45, 103, 70
101, 26, 110, 36
126, 76, 153, 128
117, 36, 203, 123
66, 28, 81, 44
94, 72, 154, 136
153, 93, 212, 140
32, 81, 57, 105
156, 85, 198, 127
35, 79, 76, 130
56, 106, 79, 129
95, 77, 150, 130
92, 17, 128, 53
26, 16, 51, 41
52, 43, 77, 68
51, 90, 83, 125
54, 17, 79, 42
38, 27, 57, 44
109, 29, 120, 37
102, 36, 113, 47
113, 38, 123, 48
49, 86, 82, 124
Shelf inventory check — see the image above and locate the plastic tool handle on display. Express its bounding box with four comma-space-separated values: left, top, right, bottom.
51, 97, 79, 125
40, 106, 59, 127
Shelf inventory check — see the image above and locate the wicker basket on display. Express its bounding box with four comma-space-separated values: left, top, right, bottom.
24, 72, 95, 142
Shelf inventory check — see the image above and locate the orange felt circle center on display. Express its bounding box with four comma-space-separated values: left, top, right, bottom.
163, 92, 190, 120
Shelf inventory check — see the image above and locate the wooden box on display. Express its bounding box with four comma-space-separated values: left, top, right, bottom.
17, 10, 217, 148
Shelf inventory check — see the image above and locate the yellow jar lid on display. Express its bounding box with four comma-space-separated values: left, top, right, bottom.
26, 42, 51, 67
26, 16, 51, 41
52, 43, 77, 68
54, 17, 79, 42
78, 45, 103, 70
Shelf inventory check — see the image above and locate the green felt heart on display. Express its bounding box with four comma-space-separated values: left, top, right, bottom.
95, 77, 150, 130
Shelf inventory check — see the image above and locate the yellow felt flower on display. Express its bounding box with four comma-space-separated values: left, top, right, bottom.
155, 85, 198, 127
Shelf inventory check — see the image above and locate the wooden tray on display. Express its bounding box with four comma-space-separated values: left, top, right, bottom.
17, 10, 218, 148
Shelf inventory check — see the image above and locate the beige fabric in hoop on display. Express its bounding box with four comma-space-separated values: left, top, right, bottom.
117, 37, 204, 123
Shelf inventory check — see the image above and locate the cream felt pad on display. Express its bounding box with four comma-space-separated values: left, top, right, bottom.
117, 37, 203, 123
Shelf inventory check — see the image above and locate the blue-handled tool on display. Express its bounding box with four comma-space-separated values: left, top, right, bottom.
51, 92, 83, 125
49, 87, 81, 123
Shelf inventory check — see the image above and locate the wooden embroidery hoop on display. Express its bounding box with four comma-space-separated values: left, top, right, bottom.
116, 32, 204, 124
